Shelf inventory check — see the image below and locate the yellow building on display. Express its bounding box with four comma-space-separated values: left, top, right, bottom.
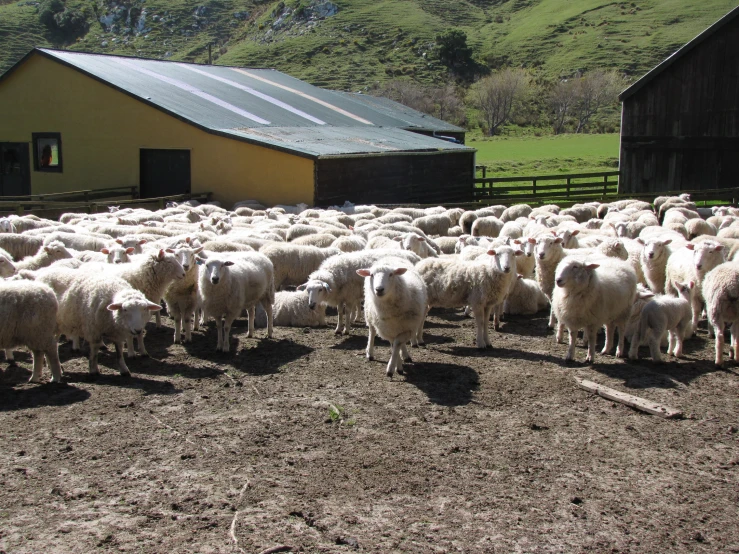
0, 48, 475, 208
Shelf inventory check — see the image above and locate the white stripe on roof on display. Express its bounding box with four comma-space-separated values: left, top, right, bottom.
179, 64, 326, 125
230, 68, 374, 125
113, 58, 270, 125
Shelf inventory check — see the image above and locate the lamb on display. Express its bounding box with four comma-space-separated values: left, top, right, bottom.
0, 281, 63, 383
15, 240, 72, 271
665, 240, 726, 332
552, 257, 637, 363
298, 249, 421, 335
198, 252, 275, 352
163, 245, 204, 343
703, 263, 739, 365
357, 261, 428, 376
534, 235, 566, 327
416, 245, 521, 348
638, 237, 676, 294
0, 234, 43, 261
260, 244, 340, 290
253, 290, 327, 328
503, 275, 549, 315
56, 273, 161, 376
628, 281, 694, 362
513, 238, 535, 278
395, 233, 439, 258
77, 245, 135, 264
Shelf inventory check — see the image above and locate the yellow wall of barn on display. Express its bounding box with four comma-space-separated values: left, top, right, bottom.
0, 53, 315, 207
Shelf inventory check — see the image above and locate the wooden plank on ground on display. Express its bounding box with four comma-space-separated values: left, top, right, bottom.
574, 377, 683, 419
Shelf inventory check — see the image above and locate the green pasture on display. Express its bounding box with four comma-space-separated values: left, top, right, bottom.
471, 133, 620, 177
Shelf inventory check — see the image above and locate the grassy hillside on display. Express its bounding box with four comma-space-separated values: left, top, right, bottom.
1, 0, 736, 92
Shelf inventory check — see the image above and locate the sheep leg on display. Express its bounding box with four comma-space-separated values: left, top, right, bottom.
647, 329, 663, 362
483, 305, 494, 347
672, 330, 685, 358
126, 335, 137, 357
71, 335, 80, 352
246, 306, 256, 338
615, 320, 627, 358
600, 323, 615, 355
712, 317, 724, 366
88, 341, 101, 375
555, 323, 565, 344
155, 311, 162, 328
628, 329, 640, 360
548, 306, 556, 329
263, 301, 273, 338
493, 304, 502, 331
334, 304, 344, 335
216, 318, 224, 351
45, 346, 63, 384
565, 327, 577, 362
344, 303, 354, 335
222, 318, 234, 353
183, 314, 193, 343
387, 337, 403, 377
115, 342, 130, 376
4, 348, 14, 362
401, 342, 412, 363
366, 325, 376, 361
585, 326, 598, 364
732, 322, 739, 361
418, 306, 430, 346
136, 332, 149, 357
194, 309, 202, 331
29, 350, 44, 383
690, 297, 701, 335
473, 308, 487, 349
173, 314, 182, 343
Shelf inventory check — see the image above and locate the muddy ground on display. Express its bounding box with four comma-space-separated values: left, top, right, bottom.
0, 308, 738, 554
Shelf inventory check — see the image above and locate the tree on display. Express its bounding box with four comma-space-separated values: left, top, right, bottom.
548, 79, 578, 134
435, 29, 474, 77
468, 68, 531, 136
571, 70, 625, 133
429, 83, 466, 126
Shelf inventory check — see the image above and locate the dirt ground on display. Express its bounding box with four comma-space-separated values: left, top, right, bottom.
1, 307, 738, 554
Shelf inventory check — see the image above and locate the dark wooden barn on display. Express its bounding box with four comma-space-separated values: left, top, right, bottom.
619, 6, 739, 194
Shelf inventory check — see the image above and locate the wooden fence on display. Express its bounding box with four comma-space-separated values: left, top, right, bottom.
473, 171, 620, 205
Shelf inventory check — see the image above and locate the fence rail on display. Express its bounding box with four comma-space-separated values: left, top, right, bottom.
0, 185, 138, 204
473, 171, 620, 205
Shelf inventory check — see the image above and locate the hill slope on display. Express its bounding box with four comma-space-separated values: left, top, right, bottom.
0, 0, 736, 91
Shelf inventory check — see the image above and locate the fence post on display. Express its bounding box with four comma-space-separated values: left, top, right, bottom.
603, 174, 608, 197
566, 177, 571, 198
532, 179, 537, 199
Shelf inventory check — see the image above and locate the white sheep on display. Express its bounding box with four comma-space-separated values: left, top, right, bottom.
703, 263, 739, 366
685, 218, 717, 239
416, 245, 520, 348
501, 204, 533, 223
665, 240, 726, 332
0, 249, 17, 278
260, 243, 340, 290
357, 261, 428, 376
42, 231, 110, 253
394, 233, 438, 258
503, 275, 549, 315
512, 238, 535, 278
299, 249, 421, 335
0, 234, 43, 261
0, 281, 63, 383
471, 216, 504, 238
163, 245, 204, 343
57, 274, 161, 376
413, 214, 451, 236
534, 235, 566, 327
628, 281, 694, 362
15, 240, 73, 271
253, 290, 327, 328
290, 233, 337, 248
332, 235, 367, 252
552, 257, 637, 363
638, 237, 678, 294
77, 245, 135, 265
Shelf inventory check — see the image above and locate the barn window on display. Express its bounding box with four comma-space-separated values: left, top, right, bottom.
32, 133, 63, 172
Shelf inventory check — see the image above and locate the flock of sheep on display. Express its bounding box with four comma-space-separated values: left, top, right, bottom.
1, 191, 738, 382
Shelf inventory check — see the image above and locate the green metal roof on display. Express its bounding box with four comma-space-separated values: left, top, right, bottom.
24, 48, 472, 158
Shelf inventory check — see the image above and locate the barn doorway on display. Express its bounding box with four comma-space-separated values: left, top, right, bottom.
139, 149, 191, 199
0, 143, 31, 196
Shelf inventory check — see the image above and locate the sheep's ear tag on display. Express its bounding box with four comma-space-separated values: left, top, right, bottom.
195, 259, 204, 266
356, 269, 371, 277
393, 267, 408, 276
324, 284, 332, 293
107, 303, 122, 312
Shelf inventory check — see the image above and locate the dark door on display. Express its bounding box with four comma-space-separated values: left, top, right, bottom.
139, 149, 191, 198
0, 143, 31, 196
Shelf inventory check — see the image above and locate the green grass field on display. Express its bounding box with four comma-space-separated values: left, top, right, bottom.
471, 133, 620, 177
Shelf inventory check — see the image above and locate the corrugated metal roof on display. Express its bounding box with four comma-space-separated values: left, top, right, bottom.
32, 49, 472, 158
619, 5, 739, 101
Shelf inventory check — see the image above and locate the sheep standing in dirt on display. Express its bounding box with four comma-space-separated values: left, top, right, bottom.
57, 274, 161, 376
163, 245, 204, 343
534, 235, 566, 327
552, 258, 637, 363
638, 237, 677, 294
703, 263, 739, 366
628, 281, 694, 362
357, 261, 428, 377
0, 280, 63, 383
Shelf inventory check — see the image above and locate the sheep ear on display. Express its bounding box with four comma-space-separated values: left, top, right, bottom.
194, 247, 204, 254
348, 225, 354, 231
223, 261, 234, 266
550, 230, 557, 236
487, 249, 496, 256
393, 267, 408, 275
686, 243, 695, 251
107, 303, 123, 312
514, 250, 524, 256
664, 239, 672, 245
572, 230, 580, 236
527, 237, 536, 244
157, 249, 166, 260
517, 274, 523, 280
356, 269, 371, 277
392, 236, 403, 242
101, 248, 110, 254
297, 284, 306, 291
636, 238, 645, 245
715, 244, 724, 251
417, 237, 426, 242
513, 239, 521, 245
688, 281, 695, 289
44, 246, 52, 254
554, 237, 563, 244
585, 263, 600, 270
115, 239, 124, 245
147, 303, 163, 311
139, 239, 148, 245
166, 248, 175, 253
125, 247, 135, 254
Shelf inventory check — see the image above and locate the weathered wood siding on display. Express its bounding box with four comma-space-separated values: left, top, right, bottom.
620, 14, 739, 194
314, 152, 475, 206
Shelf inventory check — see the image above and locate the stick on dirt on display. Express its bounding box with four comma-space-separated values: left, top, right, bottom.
575, 377, 684, 419
257, 546, 294, 554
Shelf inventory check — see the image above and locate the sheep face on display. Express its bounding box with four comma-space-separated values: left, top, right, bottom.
487, 246, 522, 274
641, 239, 671, 261
603, 239, 628, 260
101, 245, 134, 264
44, 241, 72, 262
299, 280, 331, 310
556, 229, 580, 248
613, 222, 628, 237
107, 297, 162, 336
202, 259, 234, 285
555, 259, 599, 290
357, 266, 407, 298
686, 242, 725, 272
0, 255, 16, 278
673, 280, 695, 301
115, 237, 148, 254
171, 246, 204, 272
514, 238, 536, 258
0, 219, 14, 233
535, 236, 563, 261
